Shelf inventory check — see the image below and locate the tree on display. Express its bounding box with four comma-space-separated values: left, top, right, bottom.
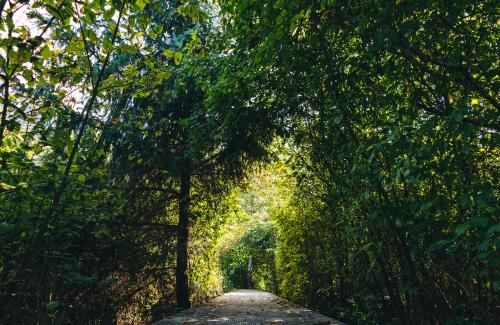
0, 0, 222, 321
106, 0, 278, 309
1, 0, 497, 323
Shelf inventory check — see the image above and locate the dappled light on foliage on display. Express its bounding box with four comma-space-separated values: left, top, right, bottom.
0, 0, 498, 324
218, 173, 278, 292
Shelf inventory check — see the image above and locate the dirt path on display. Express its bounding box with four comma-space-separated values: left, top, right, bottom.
154, 289, 344, 325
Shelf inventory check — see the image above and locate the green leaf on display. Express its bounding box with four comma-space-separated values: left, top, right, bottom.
136, 0, 147, 10
455, 223, 471, 236
163, 49, 174, 57
0, 182, 15, 190
174, 52, 182, 65
358, 242, 374, 252
149, 29, 158, 40
46, 301, 62, 312
17, 182, 28, 189
40, 46, 51, 60
487, 224, 500, 234
103, 37, 112, 51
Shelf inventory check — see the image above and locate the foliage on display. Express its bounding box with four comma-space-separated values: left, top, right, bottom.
0, 0, 247, 323
219, 0, 499, 323
219, 222, 276, 292
0, 0, 498, 324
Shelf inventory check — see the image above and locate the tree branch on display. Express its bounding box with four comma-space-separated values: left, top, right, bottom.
48, 0, 129, 221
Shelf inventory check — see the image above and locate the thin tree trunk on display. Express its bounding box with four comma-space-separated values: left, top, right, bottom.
379, 244, 409, 324
176, 161, 191, 309
50, 0, 127, 215
247, 255, 253, 289
0, 75, 8, 147
0, 21, 11, 148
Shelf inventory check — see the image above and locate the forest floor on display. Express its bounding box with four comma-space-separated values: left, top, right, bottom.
154, 289, 343, 325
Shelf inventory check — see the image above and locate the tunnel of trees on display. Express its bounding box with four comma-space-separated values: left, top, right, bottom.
0, 0, 498, 324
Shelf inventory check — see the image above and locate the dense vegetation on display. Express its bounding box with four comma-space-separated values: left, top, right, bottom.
219, 173, 278, 292
1, 0, 498, 324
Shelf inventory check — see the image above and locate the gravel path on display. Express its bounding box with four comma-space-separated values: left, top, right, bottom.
154, 289, 344, 325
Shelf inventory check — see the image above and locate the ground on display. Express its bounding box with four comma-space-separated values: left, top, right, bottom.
154, 289, 343, 325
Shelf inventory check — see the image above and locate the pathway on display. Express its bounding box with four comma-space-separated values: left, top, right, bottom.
154, 289, 343, 325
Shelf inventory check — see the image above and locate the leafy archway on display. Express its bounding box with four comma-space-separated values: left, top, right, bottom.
0, 0, 498, 324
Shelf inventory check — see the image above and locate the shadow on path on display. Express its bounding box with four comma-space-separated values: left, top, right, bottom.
154, 289, 344, 325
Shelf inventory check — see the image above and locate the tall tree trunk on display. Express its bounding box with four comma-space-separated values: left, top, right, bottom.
176, 162, 191, 309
